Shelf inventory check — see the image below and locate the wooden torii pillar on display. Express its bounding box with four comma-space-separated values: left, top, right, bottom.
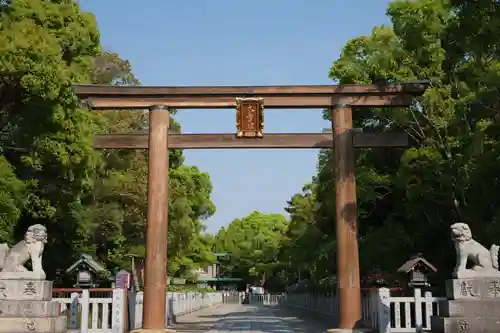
74, 82, 428, 332
143, 105, 170, 330
332, 103, 363, 331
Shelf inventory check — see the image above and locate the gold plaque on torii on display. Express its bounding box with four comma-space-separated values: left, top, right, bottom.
236, 97, 264, 138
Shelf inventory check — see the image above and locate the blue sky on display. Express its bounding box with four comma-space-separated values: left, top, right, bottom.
80, 0, 392, 233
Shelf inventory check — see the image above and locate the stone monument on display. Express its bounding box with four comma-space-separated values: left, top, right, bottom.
431, 222, 500, 333
0, 224, 66, 333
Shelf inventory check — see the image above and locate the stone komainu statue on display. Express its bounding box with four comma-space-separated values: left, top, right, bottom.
0, 224, 47, 280
451, 222, 500, 278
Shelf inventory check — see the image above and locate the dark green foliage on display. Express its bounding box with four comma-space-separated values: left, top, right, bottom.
0, 1, 215, 281
226, 0, 500, 291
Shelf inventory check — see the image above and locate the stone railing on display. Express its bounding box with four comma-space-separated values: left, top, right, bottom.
55, 289, 223, 333
283, 288, 445, 333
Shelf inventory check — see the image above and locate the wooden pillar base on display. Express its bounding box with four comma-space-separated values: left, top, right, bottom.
130, 328, 175, 333
326, 329, 373, 333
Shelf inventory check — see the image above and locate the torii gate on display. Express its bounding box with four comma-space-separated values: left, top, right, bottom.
74, 81, 428, 332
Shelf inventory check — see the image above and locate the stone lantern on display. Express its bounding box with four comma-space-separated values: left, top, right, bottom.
397, 253, 437, 288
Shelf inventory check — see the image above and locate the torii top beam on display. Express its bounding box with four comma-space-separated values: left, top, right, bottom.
73, 81, 429, 110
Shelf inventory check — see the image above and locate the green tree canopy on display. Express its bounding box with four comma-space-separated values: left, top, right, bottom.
0, 1, 216, 282
0, 0, 101, 274
214, 211, 288, 286
280, 0, 500, 290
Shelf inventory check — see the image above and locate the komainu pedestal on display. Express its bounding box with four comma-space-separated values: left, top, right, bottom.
0, 279, 66, 333
432, 278, 500, 333
431, 223, 500, 333
0, 225, 66, 332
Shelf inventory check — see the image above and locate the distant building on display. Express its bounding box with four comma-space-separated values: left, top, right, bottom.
133, 252, 242, 289
194, 252, 242, 289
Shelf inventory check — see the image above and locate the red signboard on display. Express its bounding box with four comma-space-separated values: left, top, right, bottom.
115, 270, 130, 289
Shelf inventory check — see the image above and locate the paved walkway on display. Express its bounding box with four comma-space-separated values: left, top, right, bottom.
170, 304, 332, 333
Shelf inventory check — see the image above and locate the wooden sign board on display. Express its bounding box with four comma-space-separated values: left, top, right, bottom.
236, 97, 264, 137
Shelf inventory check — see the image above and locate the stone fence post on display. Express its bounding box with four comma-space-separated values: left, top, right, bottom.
80, 289, 90, 333
112, 288, 126, 333
68, 292, 79, 330
376, 287, 391, 333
